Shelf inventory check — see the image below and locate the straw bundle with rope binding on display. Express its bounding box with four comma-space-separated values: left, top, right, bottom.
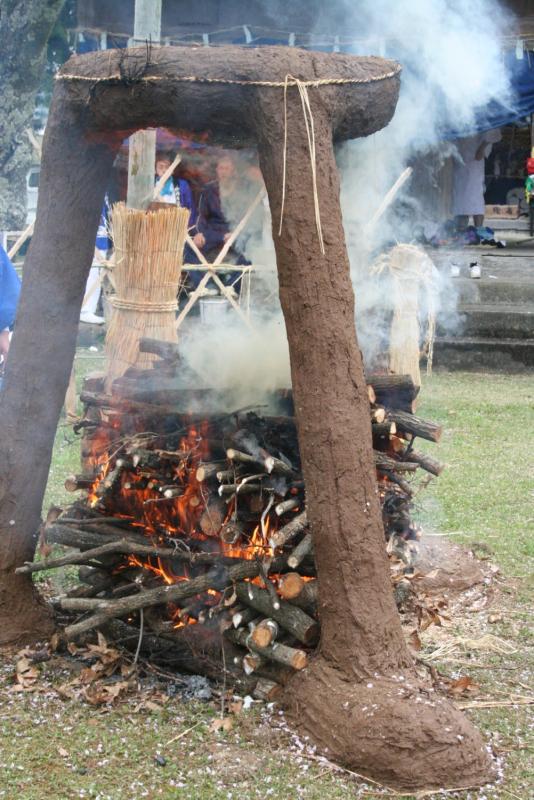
372, 243, 438, 389
105, 203, 189, 388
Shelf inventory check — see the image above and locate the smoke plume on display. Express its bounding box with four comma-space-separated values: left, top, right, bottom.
182, 0, 514, 395
335, 0, 513, 365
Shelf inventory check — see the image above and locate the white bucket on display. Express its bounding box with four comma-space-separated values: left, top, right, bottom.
199, 295, 229, 325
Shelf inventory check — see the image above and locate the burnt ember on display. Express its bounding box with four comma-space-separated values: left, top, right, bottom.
20, 337, 444, 699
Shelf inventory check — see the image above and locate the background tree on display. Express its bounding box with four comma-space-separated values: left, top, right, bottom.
0, 0, 67, 230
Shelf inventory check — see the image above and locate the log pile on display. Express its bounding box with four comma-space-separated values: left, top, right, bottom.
19, 337, 444, 699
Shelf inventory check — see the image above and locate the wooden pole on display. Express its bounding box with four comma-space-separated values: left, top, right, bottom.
126, 0, 162, 210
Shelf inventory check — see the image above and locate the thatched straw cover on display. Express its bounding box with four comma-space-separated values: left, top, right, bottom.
105, 203, 189, 386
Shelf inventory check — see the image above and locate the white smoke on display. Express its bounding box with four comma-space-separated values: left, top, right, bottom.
180, 312, 291, 410
337, 0, 512, 231
181, 1, 514, 393
334, 0, 513, 366
178, 148, 289, 410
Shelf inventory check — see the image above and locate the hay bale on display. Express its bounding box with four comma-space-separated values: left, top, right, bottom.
105, 203, 189, 387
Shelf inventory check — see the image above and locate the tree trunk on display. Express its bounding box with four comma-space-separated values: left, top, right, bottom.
0, 44, 493, 790
0, 0, 66, 229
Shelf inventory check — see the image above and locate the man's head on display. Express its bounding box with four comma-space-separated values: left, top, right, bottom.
215, 155, 235, 183
155, 153, 173, 178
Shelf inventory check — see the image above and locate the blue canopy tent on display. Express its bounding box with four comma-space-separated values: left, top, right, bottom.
445, 49, 534, 138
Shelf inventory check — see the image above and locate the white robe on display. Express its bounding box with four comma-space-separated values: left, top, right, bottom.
452, 129, 502, 217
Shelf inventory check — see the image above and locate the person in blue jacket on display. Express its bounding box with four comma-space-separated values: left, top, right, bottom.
0, 243, 21, 365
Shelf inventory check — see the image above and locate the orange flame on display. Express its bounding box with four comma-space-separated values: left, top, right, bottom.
88, 419, 279, 631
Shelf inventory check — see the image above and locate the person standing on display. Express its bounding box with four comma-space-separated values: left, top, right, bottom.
0, 243, 21, 371
452, 128, 502, 230
80, 197, 112, 325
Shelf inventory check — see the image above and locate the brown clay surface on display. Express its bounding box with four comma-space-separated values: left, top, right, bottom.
416, 538, 486, 593
0, 572, 54, 645
284, 664, 493, 792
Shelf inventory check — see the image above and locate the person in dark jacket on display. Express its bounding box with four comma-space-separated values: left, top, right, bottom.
155, 153, 198, 230
193, 155, 250, 293
0, 243, 21, 364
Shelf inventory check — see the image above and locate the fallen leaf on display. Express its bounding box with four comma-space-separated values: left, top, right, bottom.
55, 683, 77, 700
15, 656, 40, 688
84, 679, 130, 706
209, 716, 234, 733
449, 676, 480, 696
85, 643, 121, 666
144, 700, 164, 712
39, 541, 53, 558
79, 667, 101, 685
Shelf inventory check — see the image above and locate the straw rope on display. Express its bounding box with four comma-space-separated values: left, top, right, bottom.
109, 297, 178, 312
56, 66, 401, 88
279, 74, 324, 254
105, 203, 189, 388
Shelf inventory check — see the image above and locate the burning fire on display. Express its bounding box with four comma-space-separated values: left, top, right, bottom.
87, 419, 279, 598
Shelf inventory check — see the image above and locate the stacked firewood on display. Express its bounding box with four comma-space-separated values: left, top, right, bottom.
18, 337, 444, 700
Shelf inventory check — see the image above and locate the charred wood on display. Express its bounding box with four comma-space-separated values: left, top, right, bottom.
227, 627, 308, 670
367, 374, 419, 412
62, 556, 288, 639
195, 462, 226, 482
199, 499, 227, 537
387, 411, 442, 443
274, 497, 301, 516
231, 606, 258, 629
269, 511, 307, 550
402, 450, 445, 477
218, 482, 263, 497
287, 533, 314, 570
138, 337, 182, 362
234, 581, 318, 645
64, 474, 95, 492
220, 519, 245, 545
372, 421, 396, 438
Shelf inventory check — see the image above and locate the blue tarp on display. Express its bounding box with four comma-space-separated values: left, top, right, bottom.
445, 50, 534, 139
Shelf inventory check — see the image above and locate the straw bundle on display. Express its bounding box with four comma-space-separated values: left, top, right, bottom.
105, 203, 189, 387
372, 244, 438, 388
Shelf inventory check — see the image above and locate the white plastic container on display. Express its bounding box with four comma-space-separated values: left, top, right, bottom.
199, 296, 229, 325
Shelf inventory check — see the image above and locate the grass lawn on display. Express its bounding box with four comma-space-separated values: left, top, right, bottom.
1, 359, 532, 800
